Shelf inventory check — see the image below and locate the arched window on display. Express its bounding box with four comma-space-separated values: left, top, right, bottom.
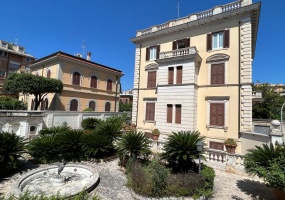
105, 102, 111, 112
107, 79, 112, 91
89, 101, 96, 111
31, 99, 35, 110
47, 70, 51, 78
90, 76, 97, 88
40, 100, 45, 110
72, 72, 80, 85
45, 99, 49, 110
70, 99, 78, 111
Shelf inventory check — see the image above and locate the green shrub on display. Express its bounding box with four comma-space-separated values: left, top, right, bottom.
39, 126, 71, 136
0, 132, 26, 177
83, 108, 93, 112
116, 131, 151, 165
244, 143, 285, 191
161, 130, 205, 172
56, 130, 85, 162
0, 96, 27, 110
97, 116, 123, 141
81, 118, 102, 130
82, 130, 115, 159
27, 134, 60, 164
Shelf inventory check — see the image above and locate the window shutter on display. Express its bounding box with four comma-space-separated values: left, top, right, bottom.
207, 33, 212, 51
176, 66, 182, 84
172, 41, 177, 50
156, 45, 160, 59
146, 47, 150, 61
168, 67, 174, 84
218, 63, 225, 84
224, 29, 230, 48
217, 104, 224, 126
175, 105, 181, 124
210, 104, 217, 125
147, 71, 156, 88
185, 38, 190, 47
167, 104, 173, 123
210, 103, 224, 126
211, 65, 217, 84
146, 103, 155, 121
209, 142, 224, 151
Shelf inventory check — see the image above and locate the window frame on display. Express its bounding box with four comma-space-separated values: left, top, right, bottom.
70, 99, 79, 111
147, 70, 157, 88
206, 98, 229, 129
145, 101, 155, 122
207, 29, 230, 51
90, 75, 98, 88
89, 100, 96, 111
146, 45, 160, 61
105, 102, 111, 112
72, 72, 81, 86
167, 104, 173, 123
211, 63, 225, 85
212, 31, 224, 50
106, 79, 112, 91
175, 104, 182, 124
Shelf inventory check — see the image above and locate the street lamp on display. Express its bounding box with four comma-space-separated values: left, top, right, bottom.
196, 140, 203, 174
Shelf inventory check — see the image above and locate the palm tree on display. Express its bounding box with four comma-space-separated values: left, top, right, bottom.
39, 125, 71, 136
116, 131, 151, 165
161, 131, 205, 172
96, 116, 123, 141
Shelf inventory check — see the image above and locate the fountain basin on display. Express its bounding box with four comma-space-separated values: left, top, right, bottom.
11, 163, 99, 198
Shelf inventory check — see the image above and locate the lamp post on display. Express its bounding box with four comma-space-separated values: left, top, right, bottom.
196, 140, 203, 174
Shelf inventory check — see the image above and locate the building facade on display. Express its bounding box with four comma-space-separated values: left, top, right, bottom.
28, 51, 123, 112
131, 0, 261, 153
120, 89, 133, 104
0, 40, 35, 95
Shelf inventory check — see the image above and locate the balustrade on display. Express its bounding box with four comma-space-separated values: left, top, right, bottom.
159, 47, 197, 60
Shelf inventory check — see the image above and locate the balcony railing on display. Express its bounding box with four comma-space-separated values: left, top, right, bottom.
136, 0, 247, 37
158, 47, 197, 60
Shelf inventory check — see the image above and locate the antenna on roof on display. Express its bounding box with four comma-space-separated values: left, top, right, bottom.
177, 0, 180, 18
81, 40, 86, 57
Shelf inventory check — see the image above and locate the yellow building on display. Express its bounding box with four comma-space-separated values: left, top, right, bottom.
131, 0, 261, 153
28, 51, 123, 112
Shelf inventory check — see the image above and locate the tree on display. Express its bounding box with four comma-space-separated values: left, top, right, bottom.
253, 83, 285, 119
0, 95, 27, 110
3, 73, 63, 110
119, 102, 132, 112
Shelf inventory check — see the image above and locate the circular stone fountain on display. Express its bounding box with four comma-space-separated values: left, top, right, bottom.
11, 163, 99, 198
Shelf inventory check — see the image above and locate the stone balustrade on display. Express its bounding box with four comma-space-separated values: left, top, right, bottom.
136, 0, 247, 37
159, 47, 197, 59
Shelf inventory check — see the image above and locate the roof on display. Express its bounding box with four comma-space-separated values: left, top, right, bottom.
30, 51, 123, 74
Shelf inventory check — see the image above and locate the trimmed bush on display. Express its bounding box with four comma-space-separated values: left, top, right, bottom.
0, 96, 27, 110
0, 132, 26, 177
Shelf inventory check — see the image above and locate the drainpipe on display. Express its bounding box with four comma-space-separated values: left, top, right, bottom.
135, 45, 142, 126
238, 21, 241, 138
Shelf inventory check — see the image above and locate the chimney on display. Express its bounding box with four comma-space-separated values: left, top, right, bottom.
87, 52, 91, 61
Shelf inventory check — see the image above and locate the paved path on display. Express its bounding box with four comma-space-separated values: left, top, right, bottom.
0, 159, 275, 200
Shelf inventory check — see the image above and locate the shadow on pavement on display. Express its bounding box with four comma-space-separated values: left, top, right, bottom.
236, 179, 275, 200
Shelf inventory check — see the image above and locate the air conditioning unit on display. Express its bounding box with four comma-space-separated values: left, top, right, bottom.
76, 53, 82, 58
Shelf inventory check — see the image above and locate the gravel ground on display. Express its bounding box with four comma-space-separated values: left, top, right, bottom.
0, 159, 275, 200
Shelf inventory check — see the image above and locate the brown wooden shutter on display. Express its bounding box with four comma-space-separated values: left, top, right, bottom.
146, 47, 150, 61
210, 142, 224, 151
211, 64, 224, 84
211, 65, 217, 84
176, 66, 182, 84
167, 104, 173, 123
217, 104, 224, 126
168, 67, 174, 84
146, 103, 155, 121
175, 105, 181, 124
207, 33, 212, 51
224, 29, 230, 48
156, 45, 160, 59
172, 41, 177, 50
147, 71, 156, 88
210, 103, 224, 126
185, 38, 190, 47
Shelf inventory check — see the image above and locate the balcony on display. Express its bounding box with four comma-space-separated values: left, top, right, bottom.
252, 91, 263, 103
136, 0, 251, 37
156, 47, 201, 63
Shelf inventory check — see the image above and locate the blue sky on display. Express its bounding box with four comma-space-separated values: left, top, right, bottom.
0, 0, 282, 91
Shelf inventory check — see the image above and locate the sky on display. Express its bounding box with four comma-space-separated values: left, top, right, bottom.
0, 0, 283, 91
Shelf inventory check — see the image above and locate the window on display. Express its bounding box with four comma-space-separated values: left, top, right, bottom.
0, 51, 7, 57
210, 103, 224, 126
89, 101, 96, 111
31, 99, 35, 110
145, 102, 155, 121
44, 99, 49, 110
207, 30, 229, 51
40, 100, 45, 110
211, 63, 224, 85
105, 102, 111, 112
147, 71, 156, 88
176, 66, 182, 84
107, 79, 112, 91
167, 104, 173, 123
70, 99, 78, 111
172, 38, 190, 50
25, 57, 31, 62
72, 72, 80, 85
175, 104, 181, 124
47, 70, 51, 78
168, 67, 174, 85
90, 76, 97, 88
146, 45, 160, 61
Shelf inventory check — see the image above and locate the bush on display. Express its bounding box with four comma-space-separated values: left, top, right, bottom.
39, 126, 71, 136
27, 134, 60, 164
82, 130, 115, 159
0, 96, 27, 110
244, 143, 285, 191
161, 130, 205, 172
81, 118, 102, 130
97, 116, 123, 141
0, 132, 26, 177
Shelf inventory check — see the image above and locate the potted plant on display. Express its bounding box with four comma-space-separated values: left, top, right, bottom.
152, 129, 160, 140
224, 138, 237, 153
